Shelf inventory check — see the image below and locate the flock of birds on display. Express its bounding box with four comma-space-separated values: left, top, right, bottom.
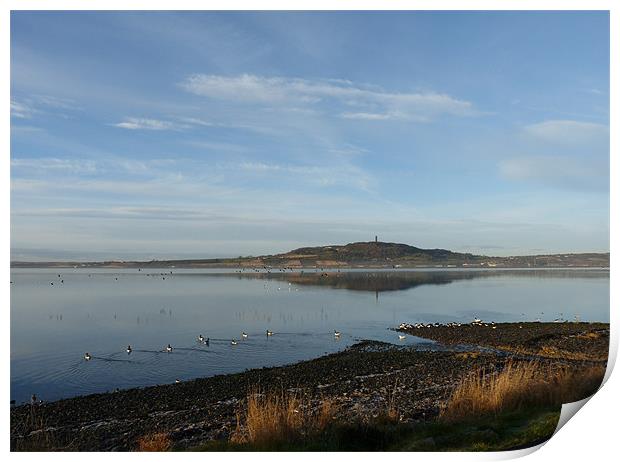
398, 313, 577, 333
83, 329, 344, 361
398, 319, 498, 330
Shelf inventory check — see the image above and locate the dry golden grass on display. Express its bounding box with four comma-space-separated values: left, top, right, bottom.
577, 331, 601, 340
384, 378, 401, 422
137, 432, 172, 452
440, 361, 605, 423
534, 345, 607, 361
231, 389, 337, 446
455, 352, 480, 360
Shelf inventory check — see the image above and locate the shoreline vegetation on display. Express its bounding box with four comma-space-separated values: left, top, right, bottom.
11, 321, 608, 452
10, 241, 610, 269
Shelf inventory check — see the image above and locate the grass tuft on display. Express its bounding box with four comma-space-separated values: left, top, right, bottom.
137, 432, 172, 452
231, 388, 336, 448
440, 361, 604, 423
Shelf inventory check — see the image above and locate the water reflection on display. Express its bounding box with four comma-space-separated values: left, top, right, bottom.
10, 268, 609, 404
215, 268, 610, 292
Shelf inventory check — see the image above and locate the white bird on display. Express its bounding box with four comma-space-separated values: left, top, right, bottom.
398, 334, 406, 340
242, 332, 248, 338
84, 352, 92, 361
198, 334, 205, 343
231, 339, 238, 345
166, 344, 173, 353
334, 330, 341, 337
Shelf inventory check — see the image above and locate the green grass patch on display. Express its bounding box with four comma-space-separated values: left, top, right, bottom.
393, 407, 560, 451
192, 406, 560, 452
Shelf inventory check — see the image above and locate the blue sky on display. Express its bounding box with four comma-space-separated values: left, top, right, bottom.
10, 11, 610, 260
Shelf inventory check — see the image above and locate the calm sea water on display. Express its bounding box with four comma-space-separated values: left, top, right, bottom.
10, 268, 609, 404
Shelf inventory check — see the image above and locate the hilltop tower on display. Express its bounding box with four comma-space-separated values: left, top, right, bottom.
375, 235, 378, 243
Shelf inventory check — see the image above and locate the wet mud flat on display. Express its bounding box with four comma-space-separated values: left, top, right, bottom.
398, 322, 609, 361
11, 322, 609, 451
12, 341, 510, 451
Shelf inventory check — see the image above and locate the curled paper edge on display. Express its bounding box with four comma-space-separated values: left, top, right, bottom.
493, 358, 614, 458
484, 396, 598, 460
551, 312, 617, 435
554, 395, 593, 436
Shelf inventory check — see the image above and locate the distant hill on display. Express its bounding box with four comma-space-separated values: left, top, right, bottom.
285, 241, 468, 260
268, 241, 480, 266
10, 241, 610, 269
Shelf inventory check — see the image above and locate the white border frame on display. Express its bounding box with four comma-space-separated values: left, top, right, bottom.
3, 2, 617, 461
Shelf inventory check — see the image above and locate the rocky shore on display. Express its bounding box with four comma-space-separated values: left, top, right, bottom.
11, 322, 609, 451
397, 321, 609, 361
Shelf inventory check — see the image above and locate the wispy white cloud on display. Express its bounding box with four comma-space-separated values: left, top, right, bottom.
177, 117, 215, 127
178, 117, 281, 136
236, 161, 374, 191
327, 144, 369, 157
11, 157, 98, 174
187, 140, 249, 152
13, 206, 232, 222
11, 94, 81, 119
523, 119, 608, 144
32, 94, 80, 110
10, 100, 36, 119
10, 125, 45, 134
11, 156, 177, 176
11, 175, 206, 197
499, 155, 608, 191
113, 117, 186, 131
180, 74, 477, 122
340, 112, 392, 121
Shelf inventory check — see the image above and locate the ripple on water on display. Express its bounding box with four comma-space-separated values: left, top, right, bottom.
11, 268, 609, 403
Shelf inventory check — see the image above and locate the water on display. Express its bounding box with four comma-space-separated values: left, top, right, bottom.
10, 268, 609, 404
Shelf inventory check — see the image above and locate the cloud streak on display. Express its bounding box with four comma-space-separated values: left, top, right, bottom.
10, 100, 36, 119
180, 74, 477, 122
11, 157, 98, 174
499, 155, 608, 192
113, 117, 186, 131
523, 119, 608, 144
11, 94, 81, 119
235, 161, 374, 191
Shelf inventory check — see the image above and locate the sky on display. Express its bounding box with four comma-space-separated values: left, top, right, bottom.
10, 11, 610, 260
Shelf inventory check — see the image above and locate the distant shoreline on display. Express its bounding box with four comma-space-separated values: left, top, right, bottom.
10, 241, 610, 269
9, 262, 611, 270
